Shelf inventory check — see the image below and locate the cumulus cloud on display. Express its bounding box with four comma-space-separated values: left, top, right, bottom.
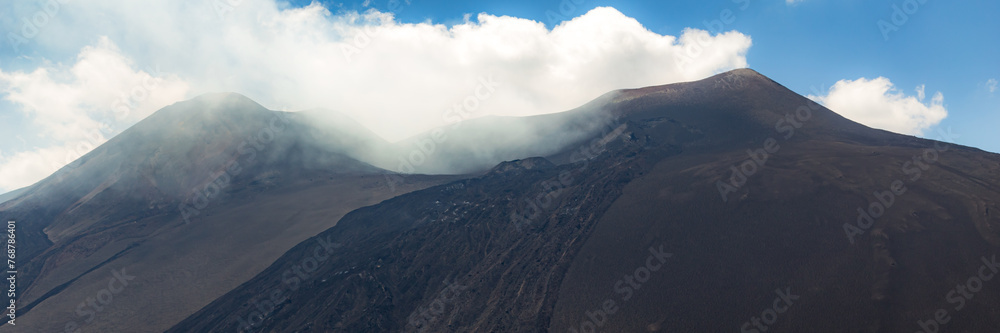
1, 38, 189, 141
0, 1, 752, 192
808, 77, 947, 136
988, 78, 998, 94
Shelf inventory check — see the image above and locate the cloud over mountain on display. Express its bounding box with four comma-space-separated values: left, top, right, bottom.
0, 1, 752, 192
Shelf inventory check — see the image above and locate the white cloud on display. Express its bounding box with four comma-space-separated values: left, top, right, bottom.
786, 0, 805, 5
988, 78, 998, 94
0, 2, 752, 192
1, 38, 189, 142
808, 77, 948, 136
0, 38, 190, 192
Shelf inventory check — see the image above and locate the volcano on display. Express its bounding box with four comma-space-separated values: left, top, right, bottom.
166, 69, 1000, 332
4, 69, 1000, 333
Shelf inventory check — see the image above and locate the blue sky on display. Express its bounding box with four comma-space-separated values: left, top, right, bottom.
0, 0, 997, 193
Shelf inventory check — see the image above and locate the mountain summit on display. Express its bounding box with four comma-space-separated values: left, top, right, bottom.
0, 92, 452, 333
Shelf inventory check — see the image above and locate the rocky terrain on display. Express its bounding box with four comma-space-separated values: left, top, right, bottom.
169, 69, 1000, 332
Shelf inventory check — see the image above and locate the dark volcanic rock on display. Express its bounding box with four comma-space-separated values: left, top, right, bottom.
170, 114, 675, 332
487, 157, 556, 175
171, 69, 1000, 332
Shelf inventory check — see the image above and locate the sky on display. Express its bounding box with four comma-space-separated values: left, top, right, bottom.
0, 0, 997, 193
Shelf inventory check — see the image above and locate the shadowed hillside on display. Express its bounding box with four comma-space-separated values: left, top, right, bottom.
0, 93, 455, 332
170, 69, 1000, 333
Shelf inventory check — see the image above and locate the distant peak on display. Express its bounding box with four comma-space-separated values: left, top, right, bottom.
188, 92, 261, 105
723, 67, 763, 77
165, 92, 269, 115
611, 67, 777, 104
708, 67, 774, 86
136, 92, 276, 133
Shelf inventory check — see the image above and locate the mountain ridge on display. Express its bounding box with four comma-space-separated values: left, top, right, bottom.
168, 69, 1000, 332
4, 68, 999, 332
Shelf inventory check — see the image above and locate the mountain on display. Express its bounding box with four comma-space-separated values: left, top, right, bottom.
0, 186, 27, 206
170, 69, 1000, 332
0, 93, 457, 332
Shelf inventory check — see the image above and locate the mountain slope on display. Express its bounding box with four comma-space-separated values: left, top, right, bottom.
0, 93, 456, 333
0, 187, 28, 206
171, 69, 1000, 332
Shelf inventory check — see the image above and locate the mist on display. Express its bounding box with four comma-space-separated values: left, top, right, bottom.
296, 90, 624, 175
